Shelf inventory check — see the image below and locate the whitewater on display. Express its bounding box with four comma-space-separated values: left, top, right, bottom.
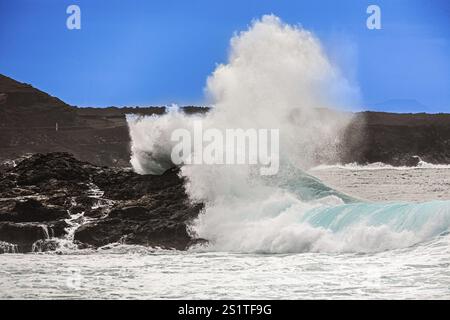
0, 15, 449, 299
1, 164, 449, 299
127, 15, 450, 254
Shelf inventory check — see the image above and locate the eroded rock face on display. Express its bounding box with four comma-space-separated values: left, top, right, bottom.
0, 152, 204, 253
74, 202, 203, 250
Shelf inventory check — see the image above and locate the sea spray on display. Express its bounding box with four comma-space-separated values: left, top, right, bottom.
129, 15, 357, 174
127, 15, 450, 253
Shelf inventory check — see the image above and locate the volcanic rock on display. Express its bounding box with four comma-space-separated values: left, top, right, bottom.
0, 152, 204, 253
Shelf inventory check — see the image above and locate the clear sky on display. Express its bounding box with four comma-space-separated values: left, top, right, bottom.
0, 0, 449, 112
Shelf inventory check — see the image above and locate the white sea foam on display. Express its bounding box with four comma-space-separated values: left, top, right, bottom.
127, 15, 450, 254
311, 158, 450, 171
2, 234, 450, 299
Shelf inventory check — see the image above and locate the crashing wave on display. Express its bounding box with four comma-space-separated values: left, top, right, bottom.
127, 15, 450, 254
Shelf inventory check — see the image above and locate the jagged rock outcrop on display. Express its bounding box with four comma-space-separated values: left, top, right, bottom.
0, 152, 204, 253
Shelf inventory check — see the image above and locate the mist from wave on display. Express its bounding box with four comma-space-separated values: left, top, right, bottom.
127, 15, 450, 254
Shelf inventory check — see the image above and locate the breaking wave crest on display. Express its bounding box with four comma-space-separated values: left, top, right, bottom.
127, 15, 450, 253
190, 164, 450, 253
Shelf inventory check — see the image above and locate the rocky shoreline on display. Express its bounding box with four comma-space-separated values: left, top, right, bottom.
1, 73, 450, 167
1, 74, 450, 253
0, 152, 204, 253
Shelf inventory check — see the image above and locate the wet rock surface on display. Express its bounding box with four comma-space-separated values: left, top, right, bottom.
0, 152, 204, 253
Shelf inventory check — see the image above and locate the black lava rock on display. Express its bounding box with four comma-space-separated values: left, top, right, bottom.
0, 152, 204, 253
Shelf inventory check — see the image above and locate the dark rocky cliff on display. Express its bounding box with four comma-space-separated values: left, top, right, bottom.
339, 112, 450, 166
1, 73, 449, 167
0, 74, 206, 167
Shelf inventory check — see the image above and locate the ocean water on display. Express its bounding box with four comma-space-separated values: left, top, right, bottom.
1, 167, 450, 299
0, 234, 449, 299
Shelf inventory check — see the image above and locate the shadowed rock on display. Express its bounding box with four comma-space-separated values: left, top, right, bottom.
0, 199, 69, 222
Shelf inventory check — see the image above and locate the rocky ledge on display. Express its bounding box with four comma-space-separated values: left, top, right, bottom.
0, 152, 204, 253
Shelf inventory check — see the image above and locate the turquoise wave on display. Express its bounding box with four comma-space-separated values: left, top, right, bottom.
302, 201, 450, 235
268, 164, 450, 242
263, 162, 360, 203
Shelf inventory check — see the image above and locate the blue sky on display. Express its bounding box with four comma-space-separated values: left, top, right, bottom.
0, 0, 449, 113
